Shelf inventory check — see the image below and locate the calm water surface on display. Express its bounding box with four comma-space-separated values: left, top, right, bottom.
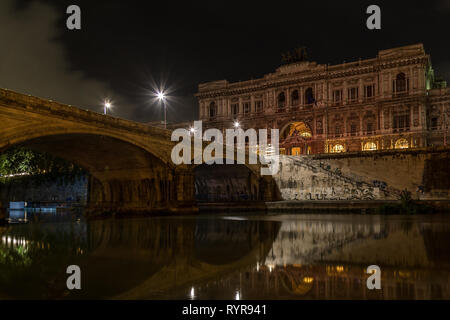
1, 211, 450, 299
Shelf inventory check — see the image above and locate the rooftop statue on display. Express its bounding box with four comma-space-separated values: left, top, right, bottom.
281, 46, 308, 64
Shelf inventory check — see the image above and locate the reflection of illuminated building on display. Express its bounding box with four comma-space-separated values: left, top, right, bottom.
196, 44, 449, 155
190, 262, 449, 300
2, 215, 450, 300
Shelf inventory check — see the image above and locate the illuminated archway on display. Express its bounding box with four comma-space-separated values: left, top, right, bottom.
395, 138, 409, 149
331, 144, 345, 153
281, 122, 312, 140
363, 142, 377, 151
280, 122, 313, 155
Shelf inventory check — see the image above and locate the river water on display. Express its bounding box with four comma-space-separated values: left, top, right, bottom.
1, 211, 449, 299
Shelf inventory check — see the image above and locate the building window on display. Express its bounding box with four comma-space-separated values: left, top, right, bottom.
255, 100, 263, 113
348, 87, 358, 103
363, 142, 377, 151
278, 92, 286, 109
335, 124, 342, 137
364, 84, 375, 99
366, 122, 374, 134
331, 144, 344, 153
393, 114, 410, 132
243, 102, 251, 114
333, 89, 343, 106
350, 123, 357, 136
395, 138, 409, 149
431, 117, 438, 129
291, 90, 299, 106
231, 103, 239, 116
316, 119, 323, 135
209, 102, 217, 118
305, 87, 315, 105
394, 73, 408, 93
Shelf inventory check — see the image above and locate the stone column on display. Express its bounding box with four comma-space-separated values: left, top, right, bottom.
359, 114, 363, 136
238, 96, 243, 116
250, 95, 255, 114
300, 87, 304, 106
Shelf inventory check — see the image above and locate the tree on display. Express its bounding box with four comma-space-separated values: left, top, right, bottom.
0, 148, 86, 186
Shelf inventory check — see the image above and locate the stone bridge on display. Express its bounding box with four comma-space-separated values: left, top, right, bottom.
1, 88, 448, 216
0, 88, 277, 215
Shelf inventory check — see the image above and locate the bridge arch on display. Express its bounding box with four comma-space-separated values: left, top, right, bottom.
2, 131, 184, 214
0, 89, 196, 215
0, 124, 173, 167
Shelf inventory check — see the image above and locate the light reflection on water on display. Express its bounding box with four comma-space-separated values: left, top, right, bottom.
1, 212, 450, 299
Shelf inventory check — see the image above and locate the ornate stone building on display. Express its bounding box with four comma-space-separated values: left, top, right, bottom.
195, 44, 449, 155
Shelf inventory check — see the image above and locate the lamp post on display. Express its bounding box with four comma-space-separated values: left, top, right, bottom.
104, 101, 111, 115
157, 92, 167, 129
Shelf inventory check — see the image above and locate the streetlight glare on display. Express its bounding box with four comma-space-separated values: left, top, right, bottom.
157, 92, 165, 100
234, 121, 240, 128
155, 90, 167, 129
103, 100, 112, 115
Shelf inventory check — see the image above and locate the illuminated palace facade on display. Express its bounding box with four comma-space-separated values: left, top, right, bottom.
195, 44, 449, 155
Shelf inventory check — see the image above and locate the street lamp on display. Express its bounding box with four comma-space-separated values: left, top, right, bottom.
234, 121, 240, 128
104, 100, 111, 115
157, 91, 167, 129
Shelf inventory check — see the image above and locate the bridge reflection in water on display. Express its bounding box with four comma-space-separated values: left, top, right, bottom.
0, 213, 450, 299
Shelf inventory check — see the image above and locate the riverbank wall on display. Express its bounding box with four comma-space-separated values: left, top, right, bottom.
0, 175, 88, 207
273, 147, 450, 203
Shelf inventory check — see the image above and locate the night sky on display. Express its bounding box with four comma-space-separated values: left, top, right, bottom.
1, 0, 449, 123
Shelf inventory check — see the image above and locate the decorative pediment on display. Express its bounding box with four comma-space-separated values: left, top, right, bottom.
378, 43, 425, 60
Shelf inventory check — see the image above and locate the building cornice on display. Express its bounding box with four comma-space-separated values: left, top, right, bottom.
195, 55, 429, 100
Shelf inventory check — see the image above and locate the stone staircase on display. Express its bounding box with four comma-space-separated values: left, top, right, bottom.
276, 155, 401, 201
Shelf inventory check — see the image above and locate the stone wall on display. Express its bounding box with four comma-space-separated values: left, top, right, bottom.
0, 175, 88, 206
273, 147, 450, 201
273, 156, 393, 201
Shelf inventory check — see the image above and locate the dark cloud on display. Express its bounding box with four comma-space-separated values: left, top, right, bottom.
0, 0, 136, 120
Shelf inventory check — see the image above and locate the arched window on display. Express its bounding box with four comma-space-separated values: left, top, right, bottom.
278, 92, 286, 109
395, 138, 409, 149
291, 90, 299, 106
363, 142, 377, 151
305, 88, 315, 105
394, 73, 407, 93
331, 144, 344, 153
209, 102, 217, 118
